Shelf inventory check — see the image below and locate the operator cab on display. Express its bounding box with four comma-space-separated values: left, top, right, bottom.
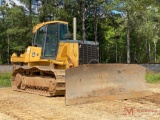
32, 21, 68, 59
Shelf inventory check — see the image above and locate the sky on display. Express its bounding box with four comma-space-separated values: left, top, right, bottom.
0, 0, 27, 6
7, 0, 25, 7
0, 0, 39, 14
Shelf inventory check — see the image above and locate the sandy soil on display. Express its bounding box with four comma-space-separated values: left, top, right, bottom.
0, 112, 16, 120
0, 84, 159, 120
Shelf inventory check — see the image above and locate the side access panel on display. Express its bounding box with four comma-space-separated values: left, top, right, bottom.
65, 64, 152, 105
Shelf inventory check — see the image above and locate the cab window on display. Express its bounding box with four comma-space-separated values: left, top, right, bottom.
60, 24, 67, 40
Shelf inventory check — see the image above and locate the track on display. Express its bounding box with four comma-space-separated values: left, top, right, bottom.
12, 66, 65, 96
0, 84, 160, 120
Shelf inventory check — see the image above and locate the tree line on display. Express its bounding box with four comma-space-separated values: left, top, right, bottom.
0, 0, 160, 64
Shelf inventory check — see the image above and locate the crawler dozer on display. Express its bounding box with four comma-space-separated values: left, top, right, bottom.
11, 21, 152, 105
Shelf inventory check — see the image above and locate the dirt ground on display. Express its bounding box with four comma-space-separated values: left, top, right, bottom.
0, 84, 160, 120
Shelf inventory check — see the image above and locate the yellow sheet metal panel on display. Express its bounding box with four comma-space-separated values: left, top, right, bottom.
56, 42, 79, 68
11, 46, 42, 63
25, 46, 42, 62
10, 53, 25, 62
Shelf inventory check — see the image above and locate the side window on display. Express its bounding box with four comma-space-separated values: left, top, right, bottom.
60, 24, 67, 40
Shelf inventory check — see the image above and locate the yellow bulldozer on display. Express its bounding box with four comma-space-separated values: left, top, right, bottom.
11, 20, 152, 105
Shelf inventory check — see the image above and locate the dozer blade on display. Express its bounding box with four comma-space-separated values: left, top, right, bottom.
65, 64, 152, 105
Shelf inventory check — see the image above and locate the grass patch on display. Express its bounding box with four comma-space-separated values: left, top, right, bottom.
0, 73, 11, 87
145, 72, 160, 84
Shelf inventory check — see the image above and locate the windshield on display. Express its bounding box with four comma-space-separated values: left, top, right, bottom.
34, 26, 46, 46
43, 24, 58, 58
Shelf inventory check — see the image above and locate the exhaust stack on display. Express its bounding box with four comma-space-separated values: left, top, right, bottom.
73, 17, 77, 40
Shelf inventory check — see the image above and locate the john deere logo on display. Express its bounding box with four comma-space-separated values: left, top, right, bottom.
32, 52, 35, 57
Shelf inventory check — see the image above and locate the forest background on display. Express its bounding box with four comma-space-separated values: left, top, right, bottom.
0, 0, 160, 64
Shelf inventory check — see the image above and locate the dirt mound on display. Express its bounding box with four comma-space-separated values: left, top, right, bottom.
131, 93, 160, 106
144, 93, 160, 105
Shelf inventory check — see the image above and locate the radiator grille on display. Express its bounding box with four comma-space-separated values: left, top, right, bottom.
79, 43, 99, 65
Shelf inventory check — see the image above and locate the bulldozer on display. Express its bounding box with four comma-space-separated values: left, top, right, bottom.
11, 20, 152, 105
